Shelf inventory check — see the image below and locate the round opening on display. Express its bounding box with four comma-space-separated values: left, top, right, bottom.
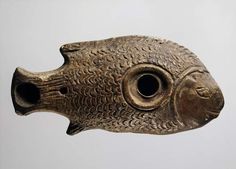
59, 87, 68, 95
137, 74, 159, 98
16, 82, 40, 105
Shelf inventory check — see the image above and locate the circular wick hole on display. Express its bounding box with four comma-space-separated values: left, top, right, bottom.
59, 87, 68, 95
137, 74, 159, 98
16, 82, 40, 105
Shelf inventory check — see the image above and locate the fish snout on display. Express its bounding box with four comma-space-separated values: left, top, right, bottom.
194, 75, 224, 118
207, 88, 224, 117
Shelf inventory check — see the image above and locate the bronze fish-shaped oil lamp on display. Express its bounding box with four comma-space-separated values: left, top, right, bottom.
11, 36, 224, 135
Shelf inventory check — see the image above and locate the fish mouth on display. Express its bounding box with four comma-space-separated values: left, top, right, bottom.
206, 110, 221, 118
206, 94, 224, 118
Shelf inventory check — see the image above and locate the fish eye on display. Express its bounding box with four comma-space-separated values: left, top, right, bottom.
196, 87, 211, 98
122, 64, 173, 111
137, 74, 160, 98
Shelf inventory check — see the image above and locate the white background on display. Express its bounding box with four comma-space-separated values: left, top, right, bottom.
0, 0, 235, 169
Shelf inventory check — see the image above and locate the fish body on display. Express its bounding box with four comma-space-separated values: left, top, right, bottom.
11, 36, 224, 135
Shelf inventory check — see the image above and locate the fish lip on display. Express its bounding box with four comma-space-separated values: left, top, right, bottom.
206, 110, 220, 117
206, 95, 224, 118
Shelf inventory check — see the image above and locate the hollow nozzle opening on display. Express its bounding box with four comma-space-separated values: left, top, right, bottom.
15, 82, 40, 107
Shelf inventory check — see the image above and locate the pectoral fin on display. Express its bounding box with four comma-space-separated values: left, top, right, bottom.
66, 122, 85, 135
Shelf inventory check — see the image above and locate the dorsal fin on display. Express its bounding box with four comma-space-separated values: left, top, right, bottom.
59, 35, 161, 63
59, 35, 153, 55
60, 40, 97, 53
59, 41, 97, 63
66, 122, 85, 135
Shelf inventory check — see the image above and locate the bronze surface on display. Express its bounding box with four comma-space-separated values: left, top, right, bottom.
11, 36, 224, 135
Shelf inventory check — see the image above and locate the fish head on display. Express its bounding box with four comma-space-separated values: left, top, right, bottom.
122, 62, 224, 133
173, 67, 224, 129
117, 36, 224, 134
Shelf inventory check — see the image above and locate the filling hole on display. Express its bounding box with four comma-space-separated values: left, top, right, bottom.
137, 74, 159, 98
16, 82, 40, 105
